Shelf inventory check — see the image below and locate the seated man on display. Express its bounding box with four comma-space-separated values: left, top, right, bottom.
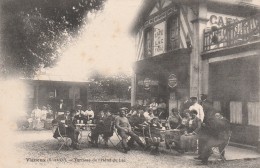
89, 109, 115, 147
129, 107, 145, 131
195, 113, 230, 165
179, 110, 201, 153
52, 110, 81, 150
115, 107, 146, 153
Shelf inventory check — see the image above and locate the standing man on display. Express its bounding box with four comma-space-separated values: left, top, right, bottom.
200, 94, 215, 124
115, 107, 146, 153
55, 99, 67, 120
189, 97, 204, 122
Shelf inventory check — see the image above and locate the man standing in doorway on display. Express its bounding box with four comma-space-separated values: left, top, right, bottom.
55, 99, 67, 120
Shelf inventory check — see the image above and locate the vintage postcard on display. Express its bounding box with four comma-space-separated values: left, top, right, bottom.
0, 0, 260, 168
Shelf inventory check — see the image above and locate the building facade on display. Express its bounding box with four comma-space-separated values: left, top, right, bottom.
131, 0, 260, 150
22, 74, 89, 113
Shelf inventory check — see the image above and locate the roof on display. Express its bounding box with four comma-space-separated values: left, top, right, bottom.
130, 0, 260, 35
21, 74, 89, 83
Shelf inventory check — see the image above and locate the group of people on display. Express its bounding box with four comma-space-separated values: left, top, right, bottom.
50, 95, 230, 164
136, 98, 167, 119
165, 94, 230, 165
52, 102, 97, 150
30, 104, 53, 129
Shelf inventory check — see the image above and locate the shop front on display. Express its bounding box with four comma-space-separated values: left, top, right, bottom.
133, 49, 190, 116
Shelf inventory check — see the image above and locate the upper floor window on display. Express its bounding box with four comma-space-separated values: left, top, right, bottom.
144, 28, 153, 57
167, 15, 179, 51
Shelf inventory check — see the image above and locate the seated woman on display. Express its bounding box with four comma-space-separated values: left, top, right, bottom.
52, 110, 81, 150
143, 107, 155, 123
165, 111, 190, 150
166, 108, 182, 130
179, 110, 201, 153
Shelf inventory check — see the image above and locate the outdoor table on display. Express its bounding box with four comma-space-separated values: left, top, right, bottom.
75, 123, 96, 147
165, 129, 181, 147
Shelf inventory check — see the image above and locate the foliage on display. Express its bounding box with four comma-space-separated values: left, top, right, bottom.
88, 72, 131, 101
0, 0, 106, 77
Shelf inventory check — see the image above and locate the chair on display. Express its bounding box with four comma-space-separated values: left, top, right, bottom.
97, 121, 115, 147
211, 131, 232, 162
146, 126, 164, 155
52, 122, 71, 151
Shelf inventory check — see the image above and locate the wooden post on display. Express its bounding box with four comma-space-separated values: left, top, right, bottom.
131, 73, 137, 106
190, 0, 208, 98
35, 82, 39, 105
258, 56, 260, 153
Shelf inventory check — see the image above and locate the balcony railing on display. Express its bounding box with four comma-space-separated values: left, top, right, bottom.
203, 13, 260, 52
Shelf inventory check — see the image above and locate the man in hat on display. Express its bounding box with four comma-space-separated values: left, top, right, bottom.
75, 104, 87, 124
89, 108, 115, 147
115, 107, 146, 153
189, 97, 204, 122
53, 110, 81, 150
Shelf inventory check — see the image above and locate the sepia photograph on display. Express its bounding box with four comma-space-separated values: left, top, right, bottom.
0, 0, 260, 167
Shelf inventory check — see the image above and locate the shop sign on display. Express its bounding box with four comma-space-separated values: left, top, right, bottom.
168, 74, 177, 88
207, 12, 244, 28
143, 78, 151, 90
144, 7, 177, 27
154, 21, 166, 56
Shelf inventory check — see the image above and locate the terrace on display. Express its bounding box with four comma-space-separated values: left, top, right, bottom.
203, 13, 260, 52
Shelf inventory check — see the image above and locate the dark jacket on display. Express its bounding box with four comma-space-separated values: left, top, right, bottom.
187, 117, 202, 134
201, 100, 216, 124
204, 116, 230, 139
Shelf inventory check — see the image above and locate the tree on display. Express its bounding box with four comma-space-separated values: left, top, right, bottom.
88, 72, 131, 101
0, 0, 106, 78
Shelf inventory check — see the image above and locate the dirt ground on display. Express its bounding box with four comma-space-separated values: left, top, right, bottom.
2, 130, 260, 168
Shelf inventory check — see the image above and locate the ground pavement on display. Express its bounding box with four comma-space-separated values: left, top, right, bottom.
2, 130, 260, 168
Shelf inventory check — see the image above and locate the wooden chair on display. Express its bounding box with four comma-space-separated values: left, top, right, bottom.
211, 131, 232, 162
52, 122, 71, 151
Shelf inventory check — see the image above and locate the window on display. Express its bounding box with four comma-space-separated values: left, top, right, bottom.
167, 15, 179, 51
144, 28, 153, 57
230, 101, 242, 124
247, 102, 260, 126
